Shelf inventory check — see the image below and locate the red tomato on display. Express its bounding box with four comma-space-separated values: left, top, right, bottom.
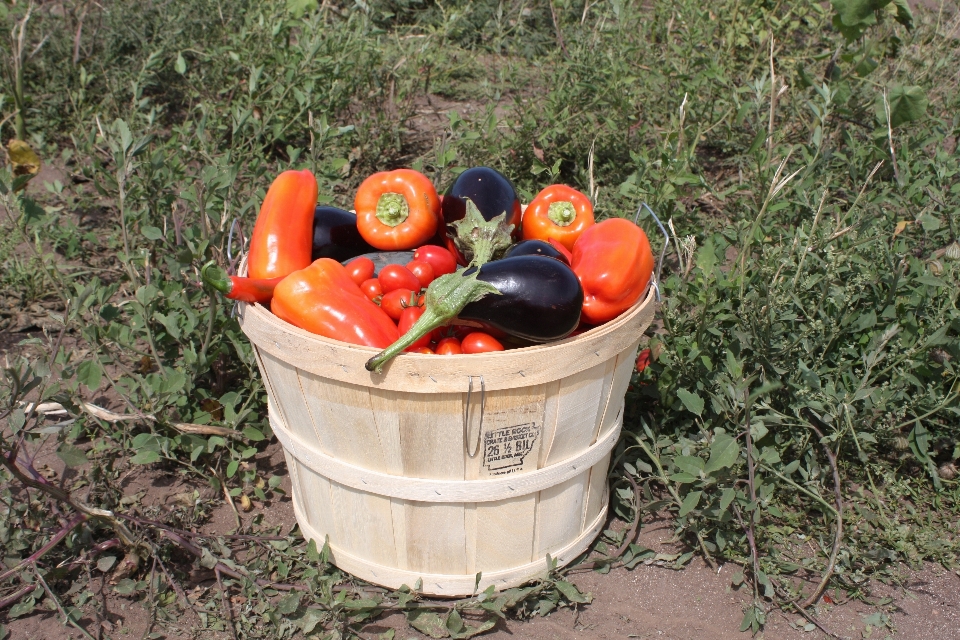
346, 257, 375, 285
410, 347, 435, 354
405, 260, 436, 289
461, 332, 504, 354
360, 278, 382, 301
380, 288, 417, 321
398, 306, 432, 351
435, 337, 462, 355
413, 245, 458, 276
636, 348, 652, 372
379, 264, 421, 293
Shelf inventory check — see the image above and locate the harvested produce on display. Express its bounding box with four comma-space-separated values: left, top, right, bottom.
249, 169, 318, 279
435, 337, 462, 355
378, 264, 421, 294
461, 332, 504, 353
201, 264, 284, 304
413, 245, 458, 276
360, 278, 382, 301
311, 205, 376, 262
398, 306, 432, 352
503, 239, 570, 264
521, 185, 594, 251
271, 258, 399, 348
572, 218, 654, 325
441, 166, 522, 239
346, 256, 375, 285
405, 260, 436, 288
458, 255, 583, 342
379, 288, 418, 321
355, 169, 441, 250
365, 201, 578, 371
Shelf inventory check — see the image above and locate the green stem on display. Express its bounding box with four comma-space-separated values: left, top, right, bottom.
452, 198, 514, 267
376, 192, 409, 227
547, 201, 576, 227
201, 262, 231, 295
366, 270, 501, 373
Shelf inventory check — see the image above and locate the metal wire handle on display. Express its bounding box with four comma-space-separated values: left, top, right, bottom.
634, 202, 670, 302
463, 375, 486, 458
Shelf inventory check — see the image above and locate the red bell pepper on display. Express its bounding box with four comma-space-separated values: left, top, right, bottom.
248, 170, 318, 279
354, 169, 441, 250
571, 218, 653, 325
271, 259, 400, 348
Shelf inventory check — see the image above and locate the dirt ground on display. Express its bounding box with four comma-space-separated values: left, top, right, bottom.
4, 440, 959, 640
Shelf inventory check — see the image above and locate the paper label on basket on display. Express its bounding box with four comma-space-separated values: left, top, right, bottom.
482, 422, 541, 475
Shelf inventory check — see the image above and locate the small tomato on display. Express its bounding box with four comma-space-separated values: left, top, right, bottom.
413, 245, 458, 276
461, 332, 504, 354
360, 278, 382, 301
398, 306, 432, 351
346, 257, 375, 285
379, 264, 421, 293
435, 337, 463, 355
405, 260, 436, 289
380, 288, 418, 321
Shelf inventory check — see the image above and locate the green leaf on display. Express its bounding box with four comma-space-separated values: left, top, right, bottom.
891, 0, 913, 28
77, 359, 102, 392
97, 555, 117, 572
8, 598, 34, 618
704, 434, 740, 473
142, 225, 164, 241
130, 450, 160, 465
242, 427, 265, 442
57, 444, 89, 468
114, 578, 138, 595
877, 85, 927, 128
277, 592, 301, 615
406, 610, 449, 638
286, 0, 318, 17
832, 0, 887, 27
554, 580, 589, 603
673, 455, 704, 476
676, 388, 704, 417
226, 460, 239, 478
446, 609, 464, 634
678, 490, 702, 517
175, 53, 186, 75
719, 488, 736, 514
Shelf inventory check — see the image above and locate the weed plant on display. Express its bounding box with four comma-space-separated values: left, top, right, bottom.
0, 0, 958, 637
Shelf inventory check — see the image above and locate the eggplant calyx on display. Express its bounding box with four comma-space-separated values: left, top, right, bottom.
201, 262, 232, 295
365, 270, 501, 373
376, 192, 409, 227
547, 201, 577, 227
451, 198, 514, 267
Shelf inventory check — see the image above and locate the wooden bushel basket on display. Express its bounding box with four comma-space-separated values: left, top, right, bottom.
237, 260, 657, 597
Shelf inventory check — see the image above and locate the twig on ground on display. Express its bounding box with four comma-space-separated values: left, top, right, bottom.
216, 566, 239, 640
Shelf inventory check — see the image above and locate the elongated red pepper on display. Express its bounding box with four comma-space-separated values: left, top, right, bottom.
271, 259, 400, 348
248, 170, 318, 279
202, 263, 283, 304
571, 218, 653, 325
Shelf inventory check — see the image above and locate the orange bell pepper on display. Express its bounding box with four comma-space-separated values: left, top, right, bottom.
354, 169, 441, 250
571, 218, 653, 325
521, 184, 595, 251
271, 259, 400, 348
248, 170, 318, 279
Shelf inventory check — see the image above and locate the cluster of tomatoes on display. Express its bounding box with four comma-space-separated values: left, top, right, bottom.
343, 244, 504, 354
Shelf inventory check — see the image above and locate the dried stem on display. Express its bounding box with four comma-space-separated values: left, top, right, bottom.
800, 424, 843, 609
742, 389, 761, 600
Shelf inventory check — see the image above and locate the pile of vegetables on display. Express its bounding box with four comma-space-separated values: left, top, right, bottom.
203, 166, 654, 373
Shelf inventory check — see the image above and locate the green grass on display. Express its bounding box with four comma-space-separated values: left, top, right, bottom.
1, 0, 959, 637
